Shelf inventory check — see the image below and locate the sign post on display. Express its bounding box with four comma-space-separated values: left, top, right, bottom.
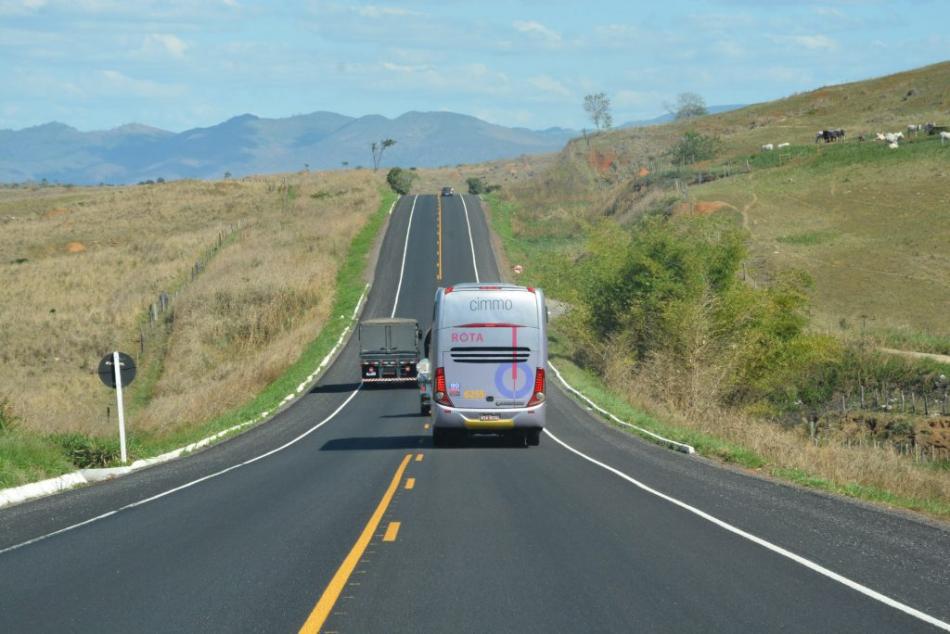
113, 351, 128, 463
98, 351, 137, 464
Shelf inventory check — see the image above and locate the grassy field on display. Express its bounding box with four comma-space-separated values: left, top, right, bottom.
480, 61, 950, 519
0, 170, 390, 486
508, 61, 950, 348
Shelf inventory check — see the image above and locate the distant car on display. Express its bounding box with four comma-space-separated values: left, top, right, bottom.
441, 186, 455, 197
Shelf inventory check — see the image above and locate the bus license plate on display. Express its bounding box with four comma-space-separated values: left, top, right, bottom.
480, 414, 499, 421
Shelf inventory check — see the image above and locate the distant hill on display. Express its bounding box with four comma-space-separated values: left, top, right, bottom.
619, 104, 746, 128
0, 111, 578, 184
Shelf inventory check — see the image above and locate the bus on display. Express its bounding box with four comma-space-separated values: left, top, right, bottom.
428, 283, 547, 447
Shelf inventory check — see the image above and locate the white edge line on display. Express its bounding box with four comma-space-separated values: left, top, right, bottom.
0, 388, 363, 556
390, 194, 417, 318
387, 197, 398, 215
0, 284, 372, 512
543, 427, 950, 631
548, 361, 694, 454
459, 194, 480, 283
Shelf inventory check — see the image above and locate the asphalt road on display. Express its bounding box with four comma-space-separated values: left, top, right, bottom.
1, 194, 948, 633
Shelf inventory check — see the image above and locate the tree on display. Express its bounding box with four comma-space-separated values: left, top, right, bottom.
386, 167, 416, 195
668, 92, 708, 120
371, 138, 397, 171
583, 93, 613, 130
466, 177, 501, 195
670, 131, 721, 165
223, 171, 232, 179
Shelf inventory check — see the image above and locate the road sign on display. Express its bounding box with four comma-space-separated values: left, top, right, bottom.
98, 351, 135, 463
513, 264, 524, 275
98, 352, 136, 388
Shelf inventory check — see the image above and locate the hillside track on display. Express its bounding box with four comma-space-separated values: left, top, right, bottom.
1, 195, 948, 633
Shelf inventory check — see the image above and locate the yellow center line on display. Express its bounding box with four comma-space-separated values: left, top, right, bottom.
423, 423, 430, 430
298, 454, 412, 634
405, 477, 415, 490
383, 521, 400, 542
415, 453, 424, 462
437, 194, 443, 280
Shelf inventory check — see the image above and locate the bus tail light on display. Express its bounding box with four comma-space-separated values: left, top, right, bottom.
527, 368, 546, 407
434, 367, 454, 406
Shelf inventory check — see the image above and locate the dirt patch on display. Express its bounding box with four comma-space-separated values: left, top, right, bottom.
638, 167, 650, 178
44, 207, 70, 219
587, 149, 616, 174
673, 200, 736, 216
65, 241, 86, 254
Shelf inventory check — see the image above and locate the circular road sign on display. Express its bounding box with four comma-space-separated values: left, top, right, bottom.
98, 352, 137, 389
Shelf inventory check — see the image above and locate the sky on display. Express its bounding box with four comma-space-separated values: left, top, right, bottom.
1, 0, 948, 132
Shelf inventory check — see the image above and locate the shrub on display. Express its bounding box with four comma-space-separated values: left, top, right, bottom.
0, 397, 18, 432
50, 433, 121, 468
669, 131, 721, 165
386, 167, 416, 195
466, 177, 501, 195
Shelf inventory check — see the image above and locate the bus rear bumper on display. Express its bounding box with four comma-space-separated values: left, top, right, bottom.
433, 404, 546, 430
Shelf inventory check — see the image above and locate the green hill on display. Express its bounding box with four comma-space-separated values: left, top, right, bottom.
511, 61, 950, 347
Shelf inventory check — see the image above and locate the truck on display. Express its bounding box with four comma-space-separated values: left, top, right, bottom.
358, 318, 421, 383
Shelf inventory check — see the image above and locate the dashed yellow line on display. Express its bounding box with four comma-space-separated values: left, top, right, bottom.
383, 522, 401, 542
423, 423, 430, 430
405, 478, 415, 490
298, 454, 412, 634
415, 453, 424, 462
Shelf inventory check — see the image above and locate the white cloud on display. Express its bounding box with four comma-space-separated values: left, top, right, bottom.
141, 33, 188, 59
713, 39, 744, 58
0, 0, 47, 15
528, 75, 571, 97
784, 34, 837, 51
100, 69, 185, 98
513, 20, 562, 46
381, 61, 430, 74
356, 5, 418, 18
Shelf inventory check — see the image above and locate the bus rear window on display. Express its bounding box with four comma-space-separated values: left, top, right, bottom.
440, 292, 539, 328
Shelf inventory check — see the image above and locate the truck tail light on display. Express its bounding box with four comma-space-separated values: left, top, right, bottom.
434, 367, 454, 406
527, 368, 545, 407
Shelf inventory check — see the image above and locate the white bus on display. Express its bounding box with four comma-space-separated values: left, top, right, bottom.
429, 283, 547, 447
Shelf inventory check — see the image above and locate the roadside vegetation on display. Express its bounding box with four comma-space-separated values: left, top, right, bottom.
483, 61, 950, 519
0, 171, 392, 487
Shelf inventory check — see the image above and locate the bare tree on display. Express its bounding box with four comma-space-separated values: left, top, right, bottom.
665, 92, 708, 120
583, 93, 613, 130
371, 138, 397, 171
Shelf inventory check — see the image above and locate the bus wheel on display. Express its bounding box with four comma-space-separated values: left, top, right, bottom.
526, 429, 541, 446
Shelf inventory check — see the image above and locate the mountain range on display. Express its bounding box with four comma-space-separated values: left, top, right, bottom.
0, 111, 578, 185
0, 105, 747, 184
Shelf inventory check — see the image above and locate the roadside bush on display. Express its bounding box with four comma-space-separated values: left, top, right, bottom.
51, 433, 121, 468
569, 214, 841, 412
669, 131, 721, 165
386, 167, 416, 195
466, 177, 501, 195
0, 397, 18, 432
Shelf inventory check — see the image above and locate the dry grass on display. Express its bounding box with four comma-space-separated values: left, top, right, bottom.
614, 356, 950, 511
0, 171, 382, 436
